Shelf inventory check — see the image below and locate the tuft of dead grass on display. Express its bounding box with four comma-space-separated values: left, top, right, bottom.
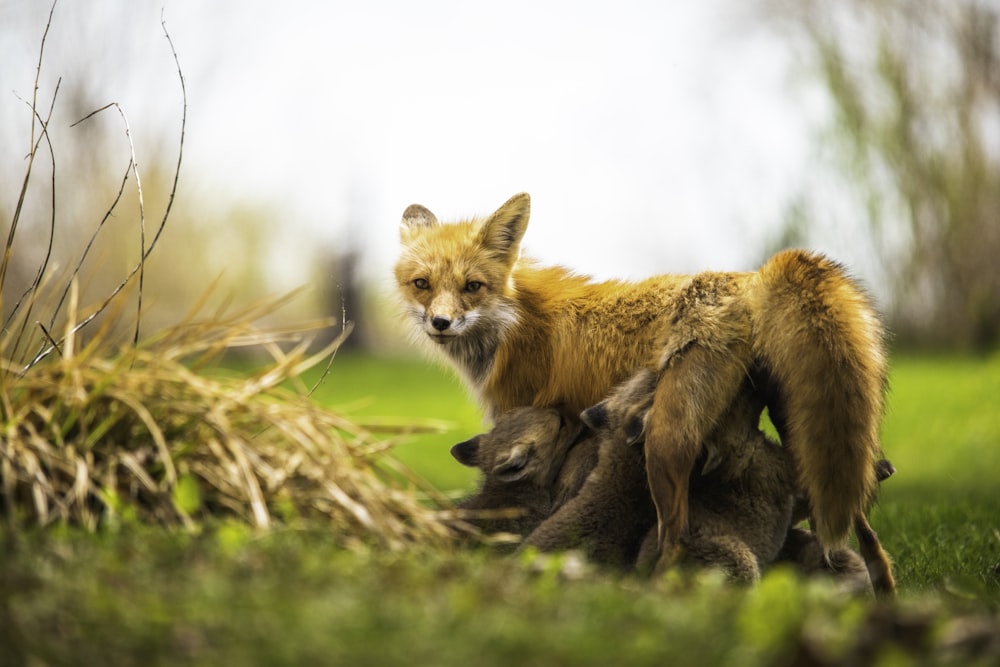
0, 288, 458, 549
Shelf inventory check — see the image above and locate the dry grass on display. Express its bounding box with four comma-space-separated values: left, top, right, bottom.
0, 287, 458, 548
1, 2, 463, 550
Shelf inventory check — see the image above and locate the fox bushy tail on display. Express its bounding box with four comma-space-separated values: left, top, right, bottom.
750, 249, 888, 551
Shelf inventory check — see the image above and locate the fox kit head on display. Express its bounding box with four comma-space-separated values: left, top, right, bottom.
580, 368, 657, 446
451, 407, 581, 489
394, 193, 530, 359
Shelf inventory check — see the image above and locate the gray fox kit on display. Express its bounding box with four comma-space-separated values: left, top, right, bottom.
450, 407, 594, 539
522, 368, 796, 582
452, 370, 891, 592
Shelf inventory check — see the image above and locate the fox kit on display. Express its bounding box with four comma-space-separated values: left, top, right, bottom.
452, 371, 880, 592
450, 407, 594, 538
396, 192, 890, 577
526, 370, 659, 569
451, 376, 653, 569
524, 368, 796, 582
577, 368, 894, 592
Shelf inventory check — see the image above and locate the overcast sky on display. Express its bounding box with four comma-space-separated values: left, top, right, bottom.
3, 1, 858, 298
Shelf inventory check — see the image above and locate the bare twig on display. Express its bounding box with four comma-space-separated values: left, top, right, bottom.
46, 159, 133, 332
1, 0, 60, 308
4, 83, 61, 364
35, 322, 62, 360
153, 11, 187, 275
71, 102, 146, 348
306, 291, 354, 396
23, 11, 188, 372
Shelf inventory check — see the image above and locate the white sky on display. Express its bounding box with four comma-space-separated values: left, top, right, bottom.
2, 1, 862, 300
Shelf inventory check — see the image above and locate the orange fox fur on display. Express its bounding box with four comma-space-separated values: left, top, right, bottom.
395, 192, 890, 569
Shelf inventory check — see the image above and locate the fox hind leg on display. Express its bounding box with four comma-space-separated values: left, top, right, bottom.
684, 534, 762, 583
853, 513, 897, 597
645, 341, 750, 574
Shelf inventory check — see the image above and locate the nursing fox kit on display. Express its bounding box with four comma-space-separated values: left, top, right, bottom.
394, 192, 891, 584
450, 368, 896, 594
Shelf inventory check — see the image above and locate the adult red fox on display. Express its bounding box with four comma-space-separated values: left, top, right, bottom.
395, 192, 889, 573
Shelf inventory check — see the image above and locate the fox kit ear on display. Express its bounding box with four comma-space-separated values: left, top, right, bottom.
580, 402, 609, 430
400, 204, 439, 237
450, 436, 481, 467
492, 444, 531, 482
478, 192, 530, 261
623, 414, 647, 446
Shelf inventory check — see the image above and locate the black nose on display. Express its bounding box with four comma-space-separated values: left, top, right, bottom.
431, 316, 451, 331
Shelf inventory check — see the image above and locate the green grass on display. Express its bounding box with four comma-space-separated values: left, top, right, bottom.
308, 352, 486, 493
2, 352, 999, 666
871, 353, 1000, 599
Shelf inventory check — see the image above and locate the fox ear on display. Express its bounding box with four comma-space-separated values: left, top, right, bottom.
580, 402, 609, 430
623, 413, 647, 446
875, 458, 895, 482
478, 192, 530, 261
400, 204, 439, 237
450, 436, 481, 467
492, 444, 531, 482
700, 442, 724, 476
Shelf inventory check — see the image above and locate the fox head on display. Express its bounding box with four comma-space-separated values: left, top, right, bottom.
394, 193, 530, 354
451, 406, 582, 489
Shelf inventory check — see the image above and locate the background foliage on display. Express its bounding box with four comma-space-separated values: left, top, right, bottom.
763, 0, 1000, 349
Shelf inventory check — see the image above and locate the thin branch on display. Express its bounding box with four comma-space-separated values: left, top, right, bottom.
71, 102, 147, 349
152, 11, 187, 273
46, 159, 133, 332
24, 12, 188, 372
2, 79, 62, 337
0, 0, 59, 295
35, 322, 62, 360
306, 288, 353, 396
5, 84, 61, 363
306, 321, 354, 398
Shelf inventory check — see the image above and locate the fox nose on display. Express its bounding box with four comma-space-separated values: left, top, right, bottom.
431, 316, 452, 331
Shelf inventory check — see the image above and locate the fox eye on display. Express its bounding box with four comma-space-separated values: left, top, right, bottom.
464, 280, 482, 293
413, 278, 429, 290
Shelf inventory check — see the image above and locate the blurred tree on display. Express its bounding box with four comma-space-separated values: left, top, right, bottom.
763, 0, 1000, 350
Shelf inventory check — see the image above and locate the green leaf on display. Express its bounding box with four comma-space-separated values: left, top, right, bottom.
172, 473, 201, 515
